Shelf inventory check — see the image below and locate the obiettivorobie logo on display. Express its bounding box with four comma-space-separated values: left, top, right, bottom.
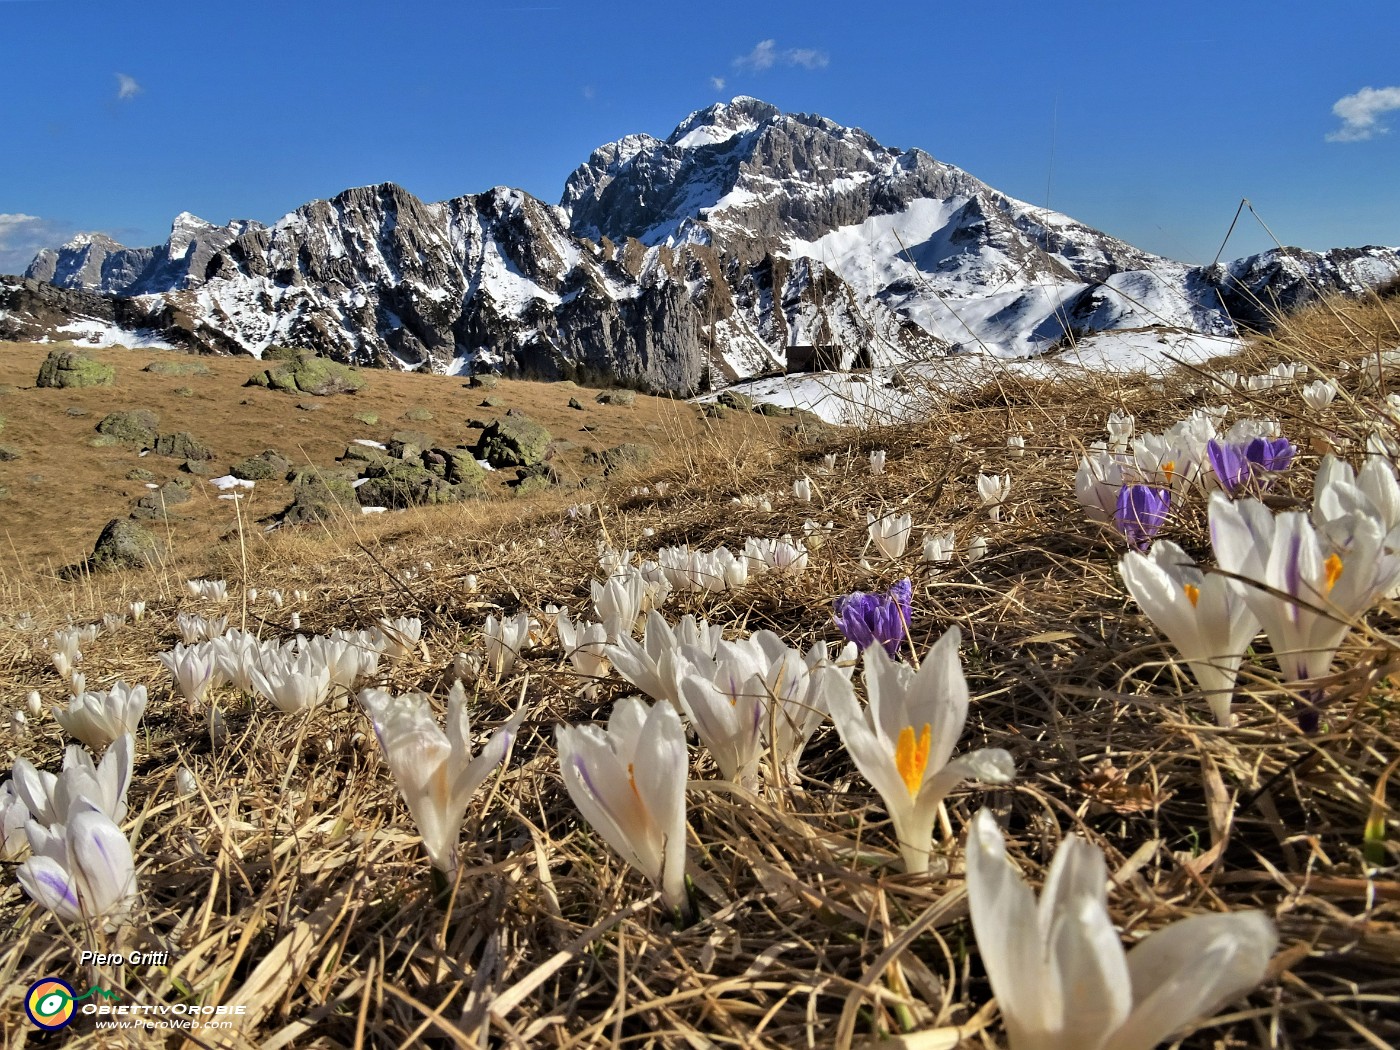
25, 978, 119, 1031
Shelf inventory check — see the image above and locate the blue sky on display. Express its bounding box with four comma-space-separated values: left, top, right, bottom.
1, 0, 1397, 272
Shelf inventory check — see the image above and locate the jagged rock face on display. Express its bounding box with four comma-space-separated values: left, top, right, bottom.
25, 214, 264, 296
14, 98, 1400, 391
1198, 245, 1400, 329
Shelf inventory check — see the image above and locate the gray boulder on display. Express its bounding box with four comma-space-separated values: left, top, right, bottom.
474, 416, 552, 468
90, 519, 158, 570
36, 348, 114, 388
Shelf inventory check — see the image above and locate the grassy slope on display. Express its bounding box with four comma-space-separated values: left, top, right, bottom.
0, 294, 1398, 1048
0, 342, 764, 573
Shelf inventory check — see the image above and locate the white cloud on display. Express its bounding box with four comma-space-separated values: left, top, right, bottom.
785, 48, 829, 70
581, 84, 596, 101
0, 213, 75, 274
710, 76, 726, 92
1326, 85, 1400, 142
115, 73, 142, 101
734, 39, 777, 72
732, 39, 829, 73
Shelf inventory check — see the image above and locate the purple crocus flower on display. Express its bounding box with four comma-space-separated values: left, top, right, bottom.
833, 578, 912, 658
1114, 484, 1171, 550
1207, 437, 1296, 495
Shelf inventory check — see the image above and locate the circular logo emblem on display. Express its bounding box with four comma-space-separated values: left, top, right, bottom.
26, 978, 77, 1030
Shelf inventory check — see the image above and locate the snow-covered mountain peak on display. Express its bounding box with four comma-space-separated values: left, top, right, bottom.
666, 96, 781, 149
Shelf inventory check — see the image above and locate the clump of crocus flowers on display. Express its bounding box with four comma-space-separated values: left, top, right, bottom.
834, 578, 912, 658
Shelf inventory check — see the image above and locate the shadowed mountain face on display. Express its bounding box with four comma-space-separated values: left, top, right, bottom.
13, 98, 1400, 393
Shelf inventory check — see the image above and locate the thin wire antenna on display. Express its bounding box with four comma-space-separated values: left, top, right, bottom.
1211, 198, 1249, 268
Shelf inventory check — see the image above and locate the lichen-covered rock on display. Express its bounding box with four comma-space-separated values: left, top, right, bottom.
132, 479, 192, 519
583, 443, 652, 475
356, 459, 475, 509
152, 431, 213, 460
0, 444, 21, 461
180, 459, 215, 476
475, 416, 552, 468
246, 353, 365, 396
568, 397, 584, 410
595, 389, 637, 406
231, 449, 291, 481
716, 390, 755, 412
439, 448, 488, 488
353, 411, 379, 425
36, 348, 114, 388
96, 409, 159, 446
90, 518, 158, 571
404, 406, 434, 422
468, 374, 499, 390
279, 472, 359, 524
144, 359, 210, 376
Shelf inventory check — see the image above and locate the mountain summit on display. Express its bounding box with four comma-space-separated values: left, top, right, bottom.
12, 98, 1400, 392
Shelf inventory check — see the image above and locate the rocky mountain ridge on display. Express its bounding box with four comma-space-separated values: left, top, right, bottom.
10, 98, 1400, 393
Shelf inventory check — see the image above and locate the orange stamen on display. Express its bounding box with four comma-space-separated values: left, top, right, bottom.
1324, 554, 1343, 593
1183, 583, 1200, 608
895, 723, 933, 797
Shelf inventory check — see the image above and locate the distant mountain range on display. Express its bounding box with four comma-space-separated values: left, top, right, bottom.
4, 97, 1398, 393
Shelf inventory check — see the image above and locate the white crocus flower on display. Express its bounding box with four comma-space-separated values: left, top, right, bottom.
1300, 379, 1338, 412
27, 690, 42, 717
606, 611, 717, 709
867, 511, 913, 560
1107, 411, 1135, 450
176, 766, 197, 796
793, 476, 813, 502
374, 617, 423, 661
360, 684, 525, 875
869, 450, 886, 475
176, 612, 227, 644
51, 651, 77, 681
17, 799, 139, 929
1076, 444, 1127, 524
966, 808, 1276, 1050
1209, 493, 1400, 718
922, 528, 956, 565
11, 734, 134, 826
53, 682, 148, 750
556, 697, 690, 916
102, 612, 127, 632
822, 452, 838, 474
483, 612, 532, 678
825, 628, 1014, 873
127, 601, 146, 622
251, 651, 332, 714
556, 610, 610, 691
978, 473, 1012, 521
592, 570, 648, 642
2, 782, 29, 860
1132, 433, 1200, 495
967, 535, 989, 564
802, 519, 834, 551
744, 535, 809, 576
1007, 435, 1026, 458
1313, 455, 1400, 536
11, 710, 26, 736
157, 643, 217, 708
677, 669, 766, 785
1119, 542, 1260, 726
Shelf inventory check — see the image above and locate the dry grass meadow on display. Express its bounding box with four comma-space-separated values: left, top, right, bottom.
1, 290, 1399, 1048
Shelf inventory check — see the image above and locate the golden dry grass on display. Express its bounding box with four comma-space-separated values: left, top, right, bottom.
0, 341, 769, 573
1, 294, 1399, 1048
